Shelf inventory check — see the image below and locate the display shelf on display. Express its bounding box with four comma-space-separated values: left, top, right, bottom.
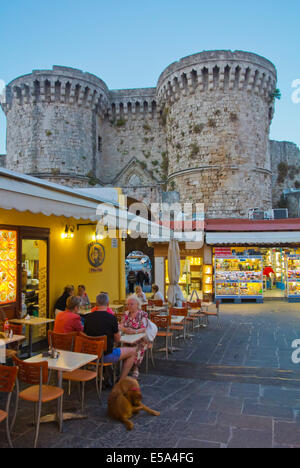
286, 255, 300, 301
214, 255, 263, 302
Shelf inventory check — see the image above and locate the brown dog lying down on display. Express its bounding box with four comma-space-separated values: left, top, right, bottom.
108, 376, 160, 430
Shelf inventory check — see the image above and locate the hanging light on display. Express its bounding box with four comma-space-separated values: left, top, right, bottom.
61, 225, 75, 239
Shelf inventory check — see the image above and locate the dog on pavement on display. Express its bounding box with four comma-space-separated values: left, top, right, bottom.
107, 376, 160, 430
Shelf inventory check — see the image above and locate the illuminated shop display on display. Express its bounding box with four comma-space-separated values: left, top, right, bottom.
215, 256, 263, 300
286, 255, 300, 299
165, 256, 203, 297
0, 230, 17, 305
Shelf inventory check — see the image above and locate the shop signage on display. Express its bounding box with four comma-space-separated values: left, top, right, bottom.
87, 242, 105, 269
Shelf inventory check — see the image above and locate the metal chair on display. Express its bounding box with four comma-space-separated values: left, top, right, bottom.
11, 355, 64, 448
202, 300, 221, 327
169, 307, 188, 342
79, 332, 117, 386
62, 335, 104, 412
151, 314, 173, 360
0, 364, 18, 448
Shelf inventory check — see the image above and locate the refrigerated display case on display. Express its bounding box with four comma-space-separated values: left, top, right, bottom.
0, 230, 17, 305
286, 255, 300, 302
214, 256, 263, 302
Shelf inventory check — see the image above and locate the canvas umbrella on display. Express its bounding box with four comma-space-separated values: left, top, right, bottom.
167, 238, 185, 306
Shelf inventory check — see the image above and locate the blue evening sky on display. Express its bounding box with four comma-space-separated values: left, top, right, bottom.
0, 0, 299, 154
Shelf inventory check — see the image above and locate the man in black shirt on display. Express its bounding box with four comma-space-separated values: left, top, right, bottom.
84, 293, 136, 380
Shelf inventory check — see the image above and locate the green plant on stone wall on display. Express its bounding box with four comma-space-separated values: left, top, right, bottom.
161, 107, 169, 126
269, 88, 281, 102
140, 161, 147, 170
193, 123, 204, 134
45, 130, 52, 136
143, 123, 151, 132
115, 118, 126, 127
190, 143, 200, 157
207, 118, 216, 128
276, 194, 288, 209
151, 160, 159, 166
229, 112, 238, 122
277, 162, 289, 184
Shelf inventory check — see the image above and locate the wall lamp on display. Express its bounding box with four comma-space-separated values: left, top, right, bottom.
61, 224, 75, 239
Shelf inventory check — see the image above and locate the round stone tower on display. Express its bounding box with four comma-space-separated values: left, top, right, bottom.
1, 66, 109, 186
156, 50, 277, 218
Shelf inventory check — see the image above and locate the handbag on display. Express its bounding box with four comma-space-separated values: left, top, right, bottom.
142, 317, 158, 342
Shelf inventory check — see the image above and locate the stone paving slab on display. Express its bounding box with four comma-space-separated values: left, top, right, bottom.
1, 302, 300, 448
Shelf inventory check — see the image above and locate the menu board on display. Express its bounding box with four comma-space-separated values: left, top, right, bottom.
0, 230, 17, 304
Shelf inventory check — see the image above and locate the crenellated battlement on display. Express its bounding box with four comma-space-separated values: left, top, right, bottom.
1, 50, 280, 216
1, 66, 109, 116
156, 50, 277, 105
108, 88, 159, 120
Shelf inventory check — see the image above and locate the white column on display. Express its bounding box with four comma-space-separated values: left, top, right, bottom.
154, 257, 165, 299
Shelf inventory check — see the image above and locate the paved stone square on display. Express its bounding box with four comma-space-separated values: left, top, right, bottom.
1, 301, 300, 448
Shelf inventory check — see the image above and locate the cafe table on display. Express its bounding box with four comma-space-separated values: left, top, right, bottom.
0, 335, 26, 363
24, 349, 98, 422
9, 317, 54, 357
110, 304, 124, 311
79, 307, 92, 316
120, 332, 146, 345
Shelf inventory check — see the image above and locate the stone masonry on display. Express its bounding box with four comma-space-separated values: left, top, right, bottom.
0, 50, 289, 218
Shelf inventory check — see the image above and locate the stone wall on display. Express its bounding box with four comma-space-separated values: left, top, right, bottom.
0, 52, 281, 217
157, 50, 277, 218
270, 140, 300, 209
0, 155, 6, 167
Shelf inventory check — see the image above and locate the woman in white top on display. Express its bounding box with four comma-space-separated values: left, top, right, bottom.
152, 284, 164, 301
135, 285, 147, 302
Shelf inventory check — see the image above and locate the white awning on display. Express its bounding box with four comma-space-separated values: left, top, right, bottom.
0, 168, 171, 237
206, 231, 300, 245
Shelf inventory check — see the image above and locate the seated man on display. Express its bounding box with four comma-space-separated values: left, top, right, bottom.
84, 293, 136, 381
54, 296, 83, 333
91, 292, 115, 315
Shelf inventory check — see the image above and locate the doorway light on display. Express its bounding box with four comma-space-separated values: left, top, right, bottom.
61, 225, 75, 239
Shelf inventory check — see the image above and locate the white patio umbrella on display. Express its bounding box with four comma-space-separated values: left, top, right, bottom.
167, 238, 185, 306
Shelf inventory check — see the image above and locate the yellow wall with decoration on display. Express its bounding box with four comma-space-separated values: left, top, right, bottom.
0, 208, 126, 317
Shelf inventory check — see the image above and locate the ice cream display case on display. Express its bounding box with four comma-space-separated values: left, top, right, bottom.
0, 230, 17, 305
214, 256, 263, 303
286, 255, 300, 302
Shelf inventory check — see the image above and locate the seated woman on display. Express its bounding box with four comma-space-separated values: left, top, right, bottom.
135, 285, 147, 303
77, 284, 90, 307
54, 285, 75, 317
119, 295, 149, 379
54, 296, 83, 333
151, 284, 164, 302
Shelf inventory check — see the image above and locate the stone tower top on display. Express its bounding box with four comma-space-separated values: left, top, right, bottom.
2, 65, 109, 116
157, 50, 277, 107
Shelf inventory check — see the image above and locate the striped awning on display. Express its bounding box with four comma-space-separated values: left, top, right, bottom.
206, 231, 300, 245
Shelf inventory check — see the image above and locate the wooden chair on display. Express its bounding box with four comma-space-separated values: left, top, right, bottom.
48, 330, 78, 351
12, 356, 64, 448
79, 332, 116, 385
148, 299, 163, 307
187, 301, 207, 329
63, 335, 104, 412
202, 300, 221, 327
151, 314, 173, 360
0, 364, 18, 448
169, 307, 188, 342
